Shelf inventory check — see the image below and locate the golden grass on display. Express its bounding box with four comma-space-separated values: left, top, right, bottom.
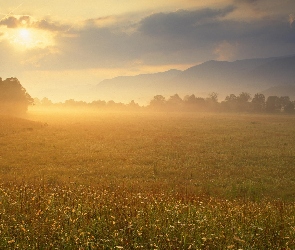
1, 110, 295, 248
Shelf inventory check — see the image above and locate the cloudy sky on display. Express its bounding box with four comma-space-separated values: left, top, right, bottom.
1, 0, 295, 101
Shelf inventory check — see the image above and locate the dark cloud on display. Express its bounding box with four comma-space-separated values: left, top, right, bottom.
0, 15, 34, 28
0, 15, 69, 31
138, 7, 234, 38
135, 7, 295, 58
0, 16, 22, 28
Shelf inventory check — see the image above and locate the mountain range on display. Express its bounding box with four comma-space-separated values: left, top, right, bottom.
93, 55, 295, 104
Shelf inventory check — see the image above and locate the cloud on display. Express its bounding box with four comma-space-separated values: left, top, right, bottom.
33, 19, 69, 32
38, 6, 291, 70
2, 4, 295, 74
0, 16, 23, 28
138, 7, 234, 38
84, 16, 120, 28
0, 15, 69, 32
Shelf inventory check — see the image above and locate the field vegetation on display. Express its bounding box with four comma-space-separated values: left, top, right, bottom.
1, 109, 295, 249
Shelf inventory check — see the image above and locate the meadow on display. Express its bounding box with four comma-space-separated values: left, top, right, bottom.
1, 109, 295, 249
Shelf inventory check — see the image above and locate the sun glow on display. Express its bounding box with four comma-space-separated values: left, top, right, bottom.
18, 28, 32, 44
10, 28, 54, 50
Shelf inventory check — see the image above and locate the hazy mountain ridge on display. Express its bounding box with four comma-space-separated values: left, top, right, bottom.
98, 69, 181, 89
95, 69, 182, 103
94, 55, 295, 103
261, 85, 295, 99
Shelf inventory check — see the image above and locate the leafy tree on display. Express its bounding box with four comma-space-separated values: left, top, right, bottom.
206, 92, 219, 111
237, 92, 251, 103
41, 97, 53, 106
223, 94, 238, 111
265, 96, 280, 112
167, 94, 182, 105
237, 92, 251, 112
90, 100, 106, 108
278, 96, 294, 113
279, 96, 290, 107
64, 99, 87, 107
225, 94, 237, 102
128, 100, 140, 109
166, 94, 183, 110
33, 98, 42, 106
184, 94, 196, 104
207, 92, 218, 103
251, 93, 265, 112
0, 77, 34, 115
183, 94, 206, 111
195, 97, 206, 105
149, 95, 166, 109
284, 101, 295, 113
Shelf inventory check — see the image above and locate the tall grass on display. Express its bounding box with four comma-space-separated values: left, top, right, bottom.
1, 111, 295, 248
1, 182, 295, 249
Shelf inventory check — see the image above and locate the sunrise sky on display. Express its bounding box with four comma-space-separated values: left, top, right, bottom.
1, 0, 295, 101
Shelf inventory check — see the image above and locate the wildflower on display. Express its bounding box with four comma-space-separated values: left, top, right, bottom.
235, 237, 245, 244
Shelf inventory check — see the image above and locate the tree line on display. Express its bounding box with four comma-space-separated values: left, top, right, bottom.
35, 92, 295, 113
149, 92, 295, 113
1, 77, 295, 114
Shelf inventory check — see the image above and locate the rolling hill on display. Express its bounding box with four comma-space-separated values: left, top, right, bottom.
93, 55, 295, 103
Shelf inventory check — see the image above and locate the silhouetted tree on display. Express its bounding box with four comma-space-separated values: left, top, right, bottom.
223, 94, 238, 111
284, 101, 295, 113
41, 97, 53, 106
90, 100, 106, 108
206, 92, 219, 111
265, 96, 280, 112
149, 95, 166, 110
238, 92, 251, 102
167, 94, 182, 105
237, 92, 251, 112
251, 93, 265, 112
225, 94, 238, 102
196, 97, 206, 104
207, 92, 218, 103
279, 96, 293, 112
128, 100, 140, 109
33, 98, 42, 106
184, 94, 196, 104
223, 93, 251, 112
166, 94, 183, 110
183, 94, 206, 111
0, 77, 33, 115
64, 99, 87, 107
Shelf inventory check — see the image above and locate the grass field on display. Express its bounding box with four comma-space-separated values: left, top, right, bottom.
1, 109, 295, 249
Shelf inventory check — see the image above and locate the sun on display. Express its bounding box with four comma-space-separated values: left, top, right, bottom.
10, 28, 54, 50
18, 28, 32, 45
